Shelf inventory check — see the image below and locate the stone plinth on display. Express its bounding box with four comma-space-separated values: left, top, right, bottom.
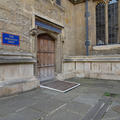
0, 53, 39, 97
57, 55, 120, 80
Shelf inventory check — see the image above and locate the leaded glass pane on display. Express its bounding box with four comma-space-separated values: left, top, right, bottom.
96, 3, 106, 45
108, 0, 118, 44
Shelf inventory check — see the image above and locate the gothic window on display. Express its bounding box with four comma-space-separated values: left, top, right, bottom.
96, 0, 119, 46
56, 0, 61, 6
96, 2, 106, 45
108, 0, 118, 44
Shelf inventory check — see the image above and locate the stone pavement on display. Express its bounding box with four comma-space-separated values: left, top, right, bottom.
0, 78, 120, 120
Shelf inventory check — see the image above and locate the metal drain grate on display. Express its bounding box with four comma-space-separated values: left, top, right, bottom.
40, 80, 80, 93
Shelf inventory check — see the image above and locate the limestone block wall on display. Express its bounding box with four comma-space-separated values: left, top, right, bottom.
74, 0, 120, 56
0, 0, 33, 53
57, 56, 120, 80
74, 1, 97, 55
0, 63, 39, 97
33, 0, 76, 57
0, 0, 78, 96
62, 1, 76, 56
0, 0, 76, 56
0, 64, 33, 81
74, 3, 86, 55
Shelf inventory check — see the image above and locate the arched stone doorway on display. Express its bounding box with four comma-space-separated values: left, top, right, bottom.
37, 33, 56, 82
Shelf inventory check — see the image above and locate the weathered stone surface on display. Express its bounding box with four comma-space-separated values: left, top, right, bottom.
0, 63, 39, 97
0, 79, 39, 97
0, 78, 120, 120
0, 0, 120, 96
58, 56, 120, 80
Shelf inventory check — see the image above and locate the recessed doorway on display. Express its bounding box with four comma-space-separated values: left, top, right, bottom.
37, 34, 55, 82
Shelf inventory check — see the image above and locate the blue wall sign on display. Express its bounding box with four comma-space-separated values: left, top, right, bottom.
35, 20, 62, 33
2, 33, 20, 46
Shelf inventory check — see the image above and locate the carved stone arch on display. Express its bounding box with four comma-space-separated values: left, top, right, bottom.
37, 30, 58, 40
96, 1, 106, 7
95, 0, 108, 5
37, 33, 56, 41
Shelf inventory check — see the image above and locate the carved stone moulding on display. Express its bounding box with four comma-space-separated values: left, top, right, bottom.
69, 0, 110, 4
93, 0, 109, 3
69, 0, 85, 4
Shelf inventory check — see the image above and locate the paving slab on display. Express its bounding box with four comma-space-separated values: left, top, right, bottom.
0, 108, 42, 120
0, 95, 40, 117
45, 109, 82, 120
30, 97, 65, 114
73, 94, 100, 106
0, 78, 120, 120
65, 101, 91, 118
102, 108, 120, 120
54, 91, 80, 102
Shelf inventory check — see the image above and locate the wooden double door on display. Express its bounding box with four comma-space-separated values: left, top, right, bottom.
37, 34, 55, 81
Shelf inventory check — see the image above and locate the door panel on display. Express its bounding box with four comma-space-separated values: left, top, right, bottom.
37, 34, 55, 81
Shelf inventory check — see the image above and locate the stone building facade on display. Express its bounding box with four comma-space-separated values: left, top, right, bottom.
0, 0, 120, 96
0, 0, 76, 96
59, 0, 120, 81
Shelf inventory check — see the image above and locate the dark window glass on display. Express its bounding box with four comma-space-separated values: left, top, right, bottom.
108, 0, 118, 44
56, 0, 61, 6
96, 2, 106, 45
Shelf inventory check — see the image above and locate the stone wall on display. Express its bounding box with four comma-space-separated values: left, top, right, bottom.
0, 0, 32, 53
0, 63, 39, 97
74, 1, 97, 55
0, 0, 120, 96
62, 1, 76, 56
1, 0, 119, 57
0, 0, 77, 96
0, 0, 76, 56
1, 0, 120, 59
74, 0, 120, 56
57, 56, 120, 80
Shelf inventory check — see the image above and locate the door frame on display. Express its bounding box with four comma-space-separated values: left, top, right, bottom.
37, 33, 56, 81
33, 28, 62, 81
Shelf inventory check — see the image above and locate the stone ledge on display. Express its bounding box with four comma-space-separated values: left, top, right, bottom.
64, 55, 120, 62
0, 51, 33, 57
64, 58, 120, 62
0, 56, 36, 64
93, 44, 120, 51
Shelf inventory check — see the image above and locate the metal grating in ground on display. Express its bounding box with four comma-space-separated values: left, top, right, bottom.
40, 80, 80, 93
82, 97, 112, 120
